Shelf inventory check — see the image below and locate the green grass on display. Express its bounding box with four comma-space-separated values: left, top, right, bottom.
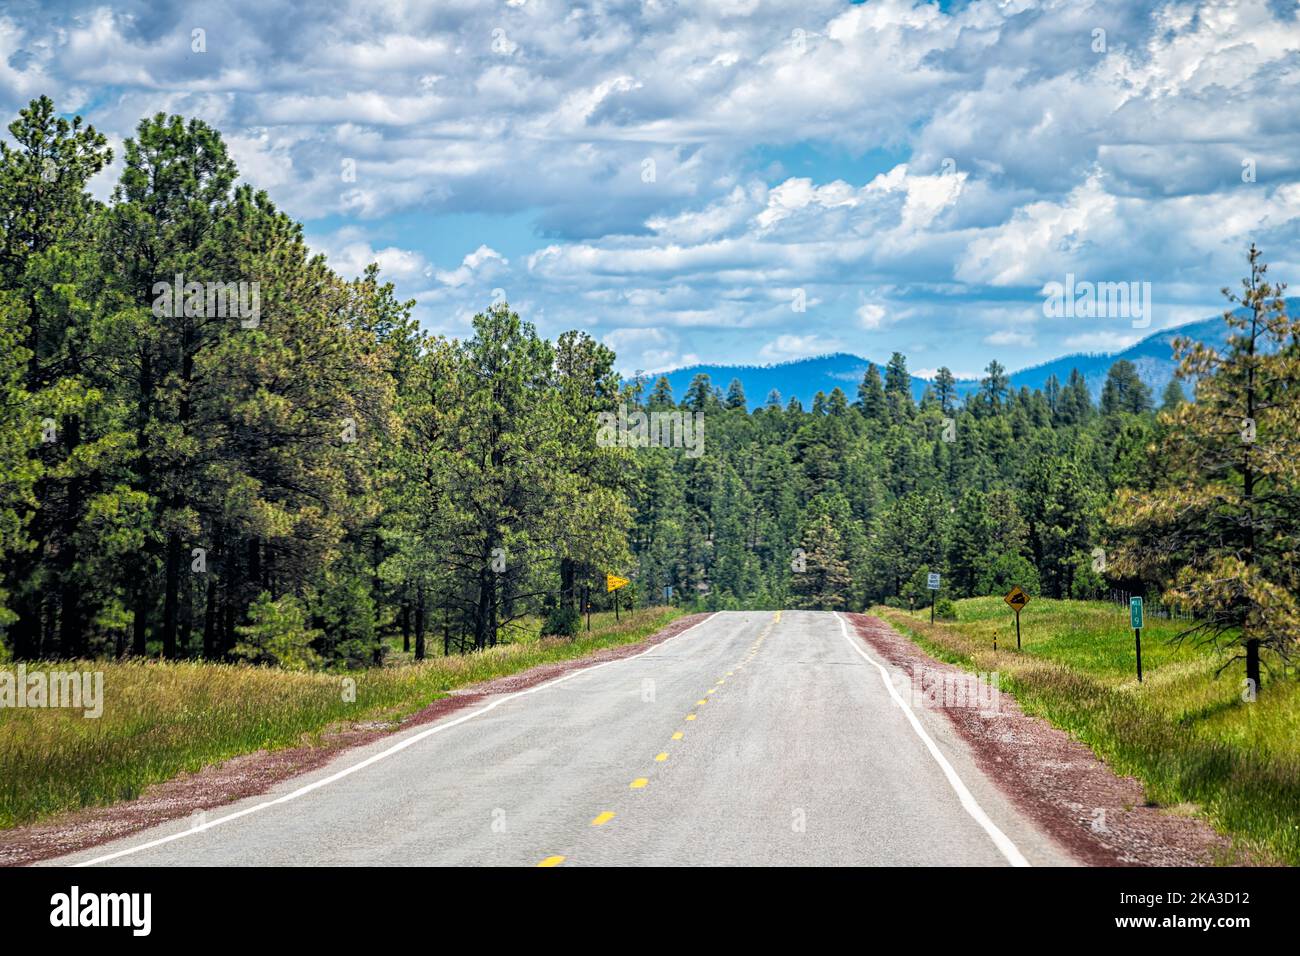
0, 605, 684, 829
878, 597, 1300, 865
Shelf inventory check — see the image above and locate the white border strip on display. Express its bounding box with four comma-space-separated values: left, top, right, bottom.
834, 612, 1030, 867
73, 613, 717, 867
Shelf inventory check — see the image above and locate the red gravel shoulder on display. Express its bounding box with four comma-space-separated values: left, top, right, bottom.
0, 612, 711, 867
844, 613, 1250, 866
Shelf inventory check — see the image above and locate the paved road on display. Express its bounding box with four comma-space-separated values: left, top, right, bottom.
52, 611, 1074, 867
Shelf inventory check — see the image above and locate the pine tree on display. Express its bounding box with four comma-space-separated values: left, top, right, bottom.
856, 363, 886, 423
725, 377, 747, 409
1100, 359, 1153, 415
884, 352, 915, 423
0, 96, 113, 658
1110, 246, 1300, 693
933, 367, 957, 414
649, 375, 674, 407
684, 373, 713, 412
1044, 373, 1061, 416
1159, 378, 1185, 411
1057, 369, 1094, 425
980, 360, 1010, 409
791, 513, 851, 610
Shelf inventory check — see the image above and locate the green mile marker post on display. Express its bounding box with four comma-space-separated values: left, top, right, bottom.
1130, 596, 1144, 683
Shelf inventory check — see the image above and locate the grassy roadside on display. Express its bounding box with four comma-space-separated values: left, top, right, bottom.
0, 605, 685, 829
875, 598, 1300, 865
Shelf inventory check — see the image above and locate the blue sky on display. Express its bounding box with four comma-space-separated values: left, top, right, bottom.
3, 0, 1300, 377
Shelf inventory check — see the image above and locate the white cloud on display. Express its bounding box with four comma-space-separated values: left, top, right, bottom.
435, 245, 508, 288
5, 0, 1298, 374
984, 330, 1036, 348
308, 228, 431, 283
856, 302, 888, 330
758, 334, 843, 362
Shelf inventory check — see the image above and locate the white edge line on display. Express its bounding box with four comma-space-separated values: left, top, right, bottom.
834, 612, 1031, 868
73, 613, 717, 867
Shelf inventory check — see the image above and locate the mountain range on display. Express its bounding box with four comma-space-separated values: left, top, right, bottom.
646, 301, 1296, 409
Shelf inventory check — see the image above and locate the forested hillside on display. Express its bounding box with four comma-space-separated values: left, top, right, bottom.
2, 97, 1298, 692
629, 347, 1160, 611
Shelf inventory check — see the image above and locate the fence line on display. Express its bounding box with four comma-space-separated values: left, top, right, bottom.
1104, 589, 1195, 622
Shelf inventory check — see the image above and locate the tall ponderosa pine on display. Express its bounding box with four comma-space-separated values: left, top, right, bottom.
0, 95, 112, 658
1110, 247, 1300, 693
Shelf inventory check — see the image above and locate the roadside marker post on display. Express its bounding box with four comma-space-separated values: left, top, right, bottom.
927, 572, 941, 623
1004, 586, 1030, 650
1130, 596, 1144, 683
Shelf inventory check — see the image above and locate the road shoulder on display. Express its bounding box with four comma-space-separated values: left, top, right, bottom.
844, 613, 1247, 866
3, 613, 712, 867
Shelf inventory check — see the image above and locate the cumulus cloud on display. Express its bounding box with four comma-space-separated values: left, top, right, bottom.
308, 228, 432, 284
4, 0, 1298, 373
759, 334, 844, 362
435, 245, 508, 288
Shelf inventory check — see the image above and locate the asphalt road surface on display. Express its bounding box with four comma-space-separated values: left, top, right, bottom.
53, 611, 1074, 867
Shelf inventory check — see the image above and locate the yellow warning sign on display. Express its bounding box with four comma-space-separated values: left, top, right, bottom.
606, 574, 630, 593
1004, 586, 1030, 612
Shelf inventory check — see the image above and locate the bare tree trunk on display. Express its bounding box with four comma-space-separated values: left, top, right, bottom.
400, 591, 411, 653
132, 576, 149, 656
161, 531, 181, 658
414, 585, 426, 661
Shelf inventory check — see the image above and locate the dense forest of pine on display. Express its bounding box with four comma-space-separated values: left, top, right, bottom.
2, 97, 1297, 690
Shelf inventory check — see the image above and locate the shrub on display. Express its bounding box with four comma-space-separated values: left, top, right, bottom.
233, 593, 324, 671
541, 605, 581, 638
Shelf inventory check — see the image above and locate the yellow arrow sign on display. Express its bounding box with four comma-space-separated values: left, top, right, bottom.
606, 574, 630, 593
1004, 585, 1030, 611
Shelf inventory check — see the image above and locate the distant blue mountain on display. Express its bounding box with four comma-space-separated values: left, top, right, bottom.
646, 302, 1290, 409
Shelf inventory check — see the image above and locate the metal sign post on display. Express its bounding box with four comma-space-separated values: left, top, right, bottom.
1004, 586, 1030, 650
927, 572, 941, 623
606, 574, 630, 623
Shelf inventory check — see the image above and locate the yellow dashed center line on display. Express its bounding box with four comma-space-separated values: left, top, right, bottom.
533, 611, 784, 865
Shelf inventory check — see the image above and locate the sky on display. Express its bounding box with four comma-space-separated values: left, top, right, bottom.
3, 0, 1299, 378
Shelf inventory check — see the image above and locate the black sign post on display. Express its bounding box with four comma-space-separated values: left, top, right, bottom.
1131, 597, 1144, 683
1003, 586, 1030, 650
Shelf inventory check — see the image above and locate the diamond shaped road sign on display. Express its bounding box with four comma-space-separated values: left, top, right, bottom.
1004, 586, 1030, 612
